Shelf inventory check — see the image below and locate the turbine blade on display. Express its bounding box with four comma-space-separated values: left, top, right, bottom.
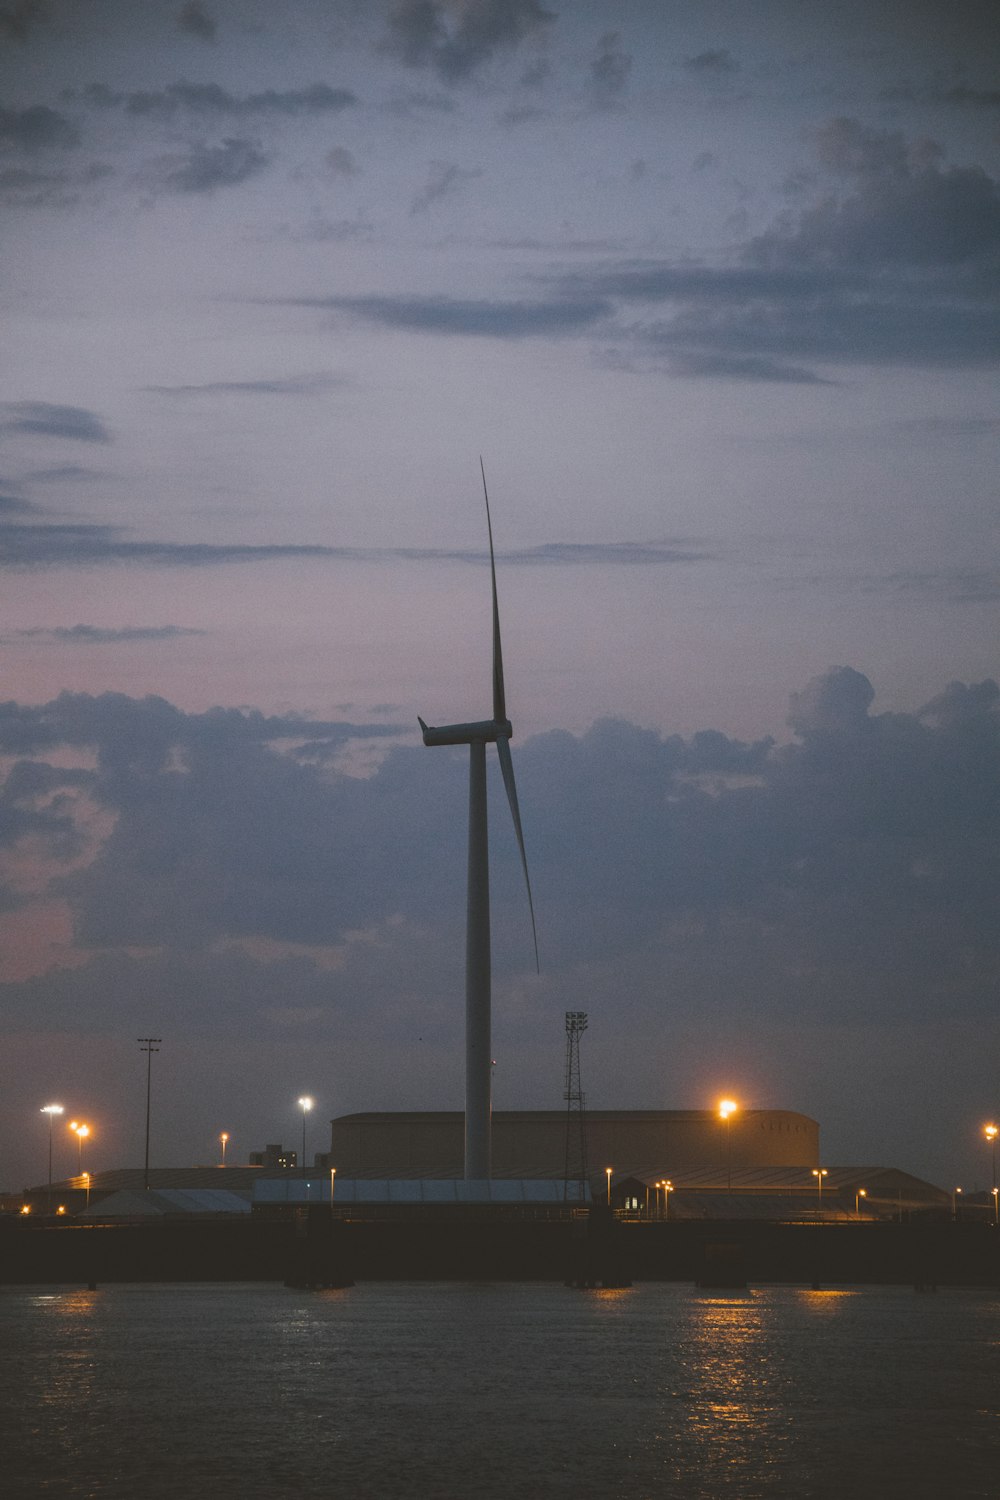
496, 734, 539, 972
481, 457, 506, 725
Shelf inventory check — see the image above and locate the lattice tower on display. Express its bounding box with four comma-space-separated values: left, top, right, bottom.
563, 1011, 589, 1203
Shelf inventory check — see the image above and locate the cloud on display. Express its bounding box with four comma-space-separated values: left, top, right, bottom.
0, 160, 112, 206
142, 372, 345, 397
684, 49, 738, 74
281, 291, 613, 337
0, 103, 78, 151
12, 625, 207, 644
0, 506, 712, 570
554, 123, 1000, 377
381, 0, 555, 84
157, 136, 269, 193
410, 159, 482, 213
177, 1, 216, 41
0, 0, 47, 44
2, 402, 111, 442
79, 80, 357, 120
587, 31, 631, 110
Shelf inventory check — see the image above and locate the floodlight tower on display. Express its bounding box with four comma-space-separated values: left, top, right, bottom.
563, 1011, 589, 1204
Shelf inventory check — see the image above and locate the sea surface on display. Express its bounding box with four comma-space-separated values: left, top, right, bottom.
2, 1281, 998, 1499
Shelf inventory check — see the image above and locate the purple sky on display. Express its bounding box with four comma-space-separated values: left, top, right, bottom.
1, 0, 999, 1192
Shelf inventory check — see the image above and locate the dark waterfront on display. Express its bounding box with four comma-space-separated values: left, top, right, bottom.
3, 1281, 997, 1499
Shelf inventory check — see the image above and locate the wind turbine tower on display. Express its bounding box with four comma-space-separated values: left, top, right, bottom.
419, 462, 538, 1180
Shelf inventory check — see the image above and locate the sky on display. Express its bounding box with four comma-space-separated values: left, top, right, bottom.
1, 0, 998, 1193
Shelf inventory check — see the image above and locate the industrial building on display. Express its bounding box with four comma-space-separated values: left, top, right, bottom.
321, 1108, 820, 1178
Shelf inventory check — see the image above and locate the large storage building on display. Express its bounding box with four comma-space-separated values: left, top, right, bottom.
325, 1109, 819, 1178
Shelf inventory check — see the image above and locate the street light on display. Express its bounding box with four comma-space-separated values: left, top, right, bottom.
40, 1105, 64, 1206
985, 1124, 998, 1193
663, 1180, 673, 1222
605, 1166, 613, 1207
855, 1188, 867, 1217
812, 1168, 828, 1208
330, 1166, 337, 1207
69, 1121, 90, 1174
953, 1186, 963, 1219
719, 1099, 737, 1193
993, 1188, 999, 1225
82, 1171, 91, 1211
298, 1097, 314, 1177
219, 1132, 229, 1166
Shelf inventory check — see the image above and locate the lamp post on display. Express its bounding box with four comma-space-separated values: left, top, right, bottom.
40, 1105, 64, 1208
138, 1038, 161, 1191
605, 1166, 612, 1208
985, 1124, 998, 1194
855, 1188, 866, 1217
812, 1168, 828, 1209
993, 1187, 999, 1226
82, 1171, 91, 1211
298, 1097, 314, 1177
330, 1166, 337, 1208
719, 1100, 737, 1193
663, 1180, 673, 1222
69, 1121, 90, 1174
219, 1132, 229, 1166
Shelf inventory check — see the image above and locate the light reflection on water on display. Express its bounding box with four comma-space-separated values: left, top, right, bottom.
2, 1281, 998, 1499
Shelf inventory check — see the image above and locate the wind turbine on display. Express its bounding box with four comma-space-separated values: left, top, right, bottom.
419, 460, 539, 1180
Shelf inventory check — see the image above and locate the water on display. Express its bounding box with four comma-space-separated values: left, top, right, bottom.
2, 1281, 997, 1499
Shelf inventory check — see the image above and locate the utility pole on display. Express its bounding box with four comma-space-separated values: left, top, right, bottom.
563, 1012, 589, 1204
138, 1038, 161, 1190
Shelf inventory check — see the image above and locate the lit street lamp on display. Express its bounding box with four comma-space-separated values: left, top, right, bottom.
953, 1186, 963, 1219
219, 1132, 229, 1166
298, 1097, 314, 1177
663, 1180, 673, 1222
605, 1166, 613, 1207
719, 1100, 737, 1193
40, 1104, 64, 1205
69, 1121, 90, 1174
993, 1188, 999, 1226
985, 1124, 998, 1193
812, 1168, 828, 1208
330, 1166, 337, 1207
855, 1188, 866, 1217
82, 1171, 91, 1211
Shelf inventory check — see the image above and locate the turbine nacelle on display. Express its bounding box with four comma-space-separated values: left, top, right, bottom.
418, 716, 513, 747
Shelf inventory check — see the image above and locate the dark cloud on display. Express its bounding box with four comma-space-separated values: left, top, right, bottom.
0, 102, 78, 151
881, 79, 1000, 111
0, 507, 710, 571
684, 49, 738, 74
381, 0, 555, 84
281, 291, 613, 337
587, 31, 631, 109
410, 159, 482, 214
13, 625, 207, 644
177, 1, 216, 41
554, 123, 1000, 377
158, 136, 269, 193
0, 160, 112, 206
2, 668, 997, 1032
0, 0, 47, 44
0, 492, 34, 513
142, 372, 344, 397
79, 80, 357, 119
3, 402, 110, 442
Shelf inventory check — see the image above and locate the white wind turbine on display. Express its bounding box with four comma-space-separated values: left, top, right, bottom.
419, 460, 539, 1180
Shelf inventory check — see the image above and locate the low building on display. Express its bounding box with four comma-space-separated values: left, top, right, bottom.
323, 1108, 820, 1177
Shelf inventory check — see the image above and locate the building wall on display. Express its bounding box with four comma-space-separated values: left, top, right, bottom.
328, 1110, 819, 1175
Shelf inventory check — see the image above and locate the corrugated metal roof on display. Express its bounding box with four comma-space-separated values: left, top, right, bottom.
81, 1188, 252, 1218
253, 1178, 590, 1205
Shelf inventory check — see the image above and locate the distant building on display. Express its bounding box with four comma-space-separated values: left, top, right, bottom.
322, 1109, 820, 1178
248, 1143, 297, 1169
